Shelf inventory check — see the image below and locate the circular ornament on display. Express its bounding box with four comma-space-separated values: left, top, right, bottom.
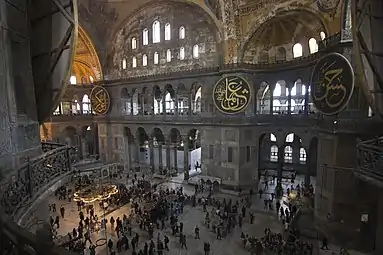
212, 76, 252, 114
90, 86, 111, 115
310, 53, 355, 115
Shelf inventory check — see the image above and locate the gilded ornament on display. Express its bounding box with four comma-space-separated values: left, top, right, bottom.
90, 86, 111, 115
213, 76, 252, 114
310, 53, 354, 115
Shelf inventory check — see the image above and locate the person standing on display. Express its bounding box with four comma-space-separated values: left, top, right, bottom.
195, 225, 200, 239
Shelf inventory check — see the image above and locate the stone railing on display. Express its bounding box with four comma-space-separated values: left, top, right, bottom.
0, 142, 77, 254
114, 113, 322, 126
356, 137, 383, 184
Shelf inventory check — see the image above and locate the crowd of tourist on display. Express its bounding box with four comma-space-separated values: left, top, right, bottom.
44, 167, 335, 255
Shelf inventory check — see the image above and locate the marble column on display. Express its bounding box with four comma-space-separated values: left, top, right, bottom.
173, 143, 178, 171
136, 142, 140, 165
162, 93, 166, 115
304, 90, 309, 115
165, 139, 171, 170
158, 143, 163, 171
277, 145, 284, 181
183, 136, 189, 180
287, 87, 292, 115
130, 97, 134, 115
174, 94, 178, 115
141, 94, 145, 115
188, 93, 192, 116
149, 139, 154, 170
270, 93, 274, 115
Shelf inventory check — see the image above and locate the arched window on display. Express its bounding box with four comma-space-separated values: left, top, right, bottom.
69, 75, 77, 85
320, 31, 326, 40
165, 23, 171, 41
132, 57, 137, 68
180, 47, 185, 60
293, 43, 303, 58
193, 45, 199, 59
308, 38, 318, 54
276, 47, 286, 61
286, 133, 294, 143
273, 99, 281, 113
270, 145, 278, 162
154, 52, 159, 64
299, 148, 307, 163
89, 76, 94, 83
166, 49, 172, 62
302, 85, 307, 95
270, 134, 277, 142
122, 58, 127, 69
290, 84, 297, 96
284, 146, 293, 163
131, 37, 137, 49
82, 94, 91, 114
142, 54, 148, 66
273, 83, 281, 97
179, 26, 185, 39
259, 51, 269, 63
152, 20, 160, 43
143, 28, 149, 45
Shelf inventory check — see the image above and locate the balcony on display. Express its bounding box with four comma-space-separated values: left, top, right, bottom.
0, 142, 78, 254
356, 137, 383, 186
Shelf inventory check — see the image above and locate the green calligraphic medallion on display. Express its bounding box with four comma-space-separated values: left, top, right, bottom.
310, 53, 354, 115
90, 86, 111, 115
212, 76, 252, 114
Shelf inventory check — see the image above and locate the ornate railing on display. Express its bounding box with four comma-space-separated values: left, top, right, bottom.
0, 142, 78, 254
356, 137, 383, 184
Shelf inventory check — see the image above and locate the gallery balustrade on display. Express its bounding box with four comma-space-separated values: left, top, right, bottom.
0, 142, 78, 254
356, 137, 383, 185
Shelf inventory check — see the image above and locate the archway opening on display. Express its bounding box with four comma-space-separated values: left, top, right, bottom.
187, 129, 201, 177
243, 10, 326, 63
151, 128, 165, 174
70, 26, 103, 84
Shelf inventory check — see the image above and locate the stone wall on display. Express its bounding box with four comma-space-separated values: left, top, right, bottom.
108, 2, 221, 79
0, 0, 41, 175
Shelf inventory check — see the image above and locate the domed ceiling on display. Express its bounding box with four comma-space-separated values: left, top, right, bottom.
246, 10, 325, 49
71, 26, 102, 84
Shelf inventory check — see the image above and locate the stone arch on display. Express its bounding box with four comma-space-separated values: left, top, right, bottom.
276, 47, 286, 61
81, 125, 96, 157
121, 87, 130, 98
124, 127, 135, 143
169, 128, 181, 144
136, 127, 149, 146
240, 7, 329, 61
153, 85, 162, 115
61, 126, 78, 146
152, 128, 165, 145
258, 132, 278, 175
72, 26, 103, 83
257, 81, 271, 114
164, 84, 176, 114
188, 129, 201, 149
110, 0, 224, 46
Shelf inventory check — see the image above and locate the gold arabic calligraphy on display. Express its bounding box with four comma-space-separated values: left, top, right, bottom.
91, 88, 110, 114
313, 60, 347, 109
214, 77, 250, 113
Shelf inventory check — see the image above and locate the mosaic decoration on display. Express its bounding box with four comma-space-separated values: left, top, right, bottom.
310, 53, 354, 115
90, 86, 111, 115
317, 0, 340, 12
213, 76, 251, 114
